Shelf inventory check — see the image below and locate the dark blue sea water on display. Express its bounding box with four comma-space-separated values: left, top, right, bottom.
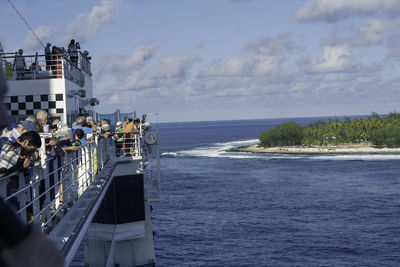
152, 117, 400, 267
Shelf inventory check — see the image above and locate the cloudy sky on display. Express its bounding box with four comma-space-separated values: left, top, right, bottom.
1, 0, 400, 122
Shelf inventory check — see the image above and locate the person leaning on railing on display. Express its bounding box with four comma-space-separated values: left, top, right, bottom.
85, 116, 99, 140
1, 120, 37, 143
0, 131, 42, 198
72, 116, 96, 144
114, 121, 124, 157
58, 128, 84, 153
122, 118, 141, 156
97, 120, 112, 139
0, 131, 41, 177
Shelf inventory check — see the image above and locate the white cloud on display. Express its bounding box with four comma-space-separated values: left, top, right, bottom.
387, 32, 400, 57
356, 19, 385, 45
96, 34, 393, 119
322, 19, 386, 47
200, 33, 299, 79
148, 56, 199, 79
22, 25, 57, 52
199, 56, 252, 77
112, 45, 156, 73
66, 0, 122, 42
294, 0, 400, 22
96, 53, 200, 101
299, 45, 354, 73
254, 55, 284, 75
245, 33, 299, 56
108, 93, 134, 105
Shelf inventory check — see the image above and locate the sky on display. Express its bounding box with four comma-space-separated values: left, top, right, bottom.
1, 0, 400, 122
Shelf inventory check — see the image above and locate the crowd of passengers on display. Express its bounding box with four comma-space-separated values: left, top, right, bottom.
0, 109, 146, 186
13, 38, 91, 80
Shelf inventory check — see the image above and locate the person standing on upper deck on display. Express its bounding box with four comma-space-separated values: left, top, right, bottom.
68, 39, 79, 65
44, 42, 52, 71
13, 49, 26, 80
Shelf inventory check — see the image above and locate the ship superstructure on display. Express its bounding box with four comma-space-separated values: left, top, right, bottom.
0, 48, 98, 124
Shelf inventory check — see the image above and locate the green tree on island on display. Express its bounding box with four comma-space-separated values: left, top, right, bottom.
259, 112, 400, 147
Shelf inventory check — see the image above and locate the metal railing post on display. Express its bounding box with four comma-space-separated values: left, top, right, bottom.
31, 168, 41, 224
17, 172, 27, 221
0, 177, 7, 197
71, 151, 79, 201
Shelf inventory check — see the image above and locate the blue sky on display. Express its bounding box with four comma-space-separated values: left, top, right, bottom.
1, 0, 400, 122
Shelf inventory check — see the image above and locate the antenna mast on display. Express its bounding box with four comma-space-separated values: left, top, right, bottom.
7, 0, 45, 49
0, 41, 4, 56
0, 41, 5, 63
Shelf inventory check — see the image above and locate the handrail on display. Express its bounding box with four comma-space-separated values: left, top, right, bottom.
0, 51, 91, 85
0, 136, 111, 230
0, 122, 161, 240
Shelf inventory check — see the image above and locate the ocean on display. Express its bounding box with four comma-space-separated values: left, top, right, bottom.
152, 117, 400, 267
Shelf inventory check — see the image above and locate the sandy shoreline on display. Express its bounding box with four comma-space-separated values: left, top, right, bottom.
232, 143, 400, 154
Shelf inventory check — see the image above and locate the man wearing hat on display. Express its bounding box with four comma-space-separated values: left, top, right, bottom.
1, 120, 38, 143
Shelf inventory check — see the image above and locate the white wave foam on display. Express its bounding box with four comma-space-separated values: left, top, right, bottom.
263, 154, 400, 161
165, 139, 260, 159
164, 139, 400, 161
312, 154, 400, 161
161, 152, 178, 157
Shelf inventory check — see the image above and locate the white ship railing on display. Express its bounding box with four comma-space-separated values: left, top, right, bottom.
114, 121, 162, 202
0, 135, 110, 232
0, 51, 91, 86
0, 124, 161, 232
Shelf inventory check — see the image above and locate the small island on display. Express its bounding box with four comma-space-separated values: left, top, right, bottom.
238, 112, 400, 154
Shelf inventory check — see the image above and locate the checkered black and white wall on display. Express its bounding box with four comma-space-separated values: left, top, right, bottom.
4, 94, 65, 116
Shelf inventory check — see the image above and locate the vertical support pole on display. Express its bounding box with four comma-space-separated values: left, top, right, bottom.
89, 142, 94, 183
42, 162, 51, 225
17, 172, 27, 222
77, 147, 83, 197
54, 156, 60, 209
84, 145, 89, 190
0, 176, 7, 197
38, 136, 49, 224
155, 120, 161, 200
31, 169, 41, 224
71, 150, 79, 200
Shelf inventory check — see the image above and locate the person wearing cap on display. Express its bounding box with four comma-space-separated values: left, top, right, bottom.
1, 120, 38, 143
114, 121, 124, 157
